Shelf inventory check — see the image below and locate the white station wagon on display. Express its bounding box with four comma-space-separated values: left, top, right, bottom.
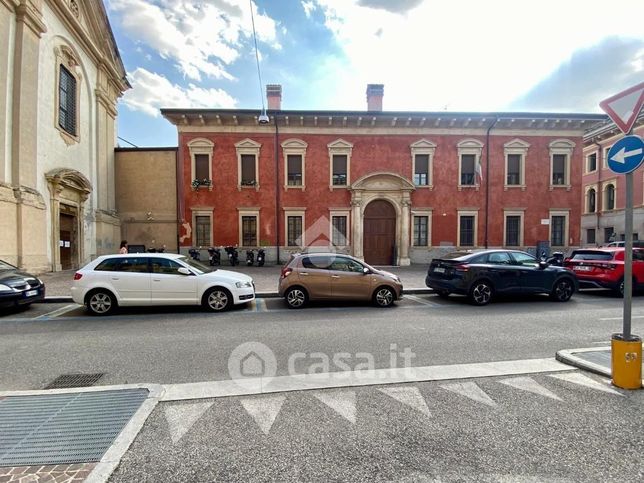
71, 253, 255, 315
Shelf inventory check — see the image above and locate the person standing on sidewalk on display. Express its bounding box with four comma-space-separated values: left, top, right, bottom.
119, 240, 128, 254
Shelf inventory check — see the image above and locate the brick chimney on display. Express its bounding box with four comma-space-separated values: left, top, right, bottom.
267, 84, 282, 110
366, 84, 384, 111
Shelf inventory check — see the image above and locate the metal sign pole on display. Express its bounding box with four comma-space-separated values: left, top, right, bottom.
623, 171, 633, 340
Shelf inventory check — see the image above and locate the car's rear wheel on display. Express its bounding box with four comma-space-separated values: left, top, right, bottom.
203, 287, 232, 312
550, 278, 574, 302
86, 289, 117, 316
469, 280, 493, 306
285, 286, 308, 309
616, 277, 636, 297
373, 286, 395, 308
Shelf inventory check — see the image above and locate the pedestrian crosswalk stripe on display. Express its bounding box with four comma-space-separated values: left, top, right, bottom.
498, 377, 562, 401
313, 390, 357, 424
378, 386, 431, 417
405, 295, 441, 307
440, 382, 497, 407
548, 373, 624, 396
164, 401, 214, 444
240, 394, 286, 435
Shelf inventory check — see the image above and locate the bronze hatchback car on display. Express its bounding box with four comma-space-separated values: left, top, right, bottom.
278, 253, 403, 308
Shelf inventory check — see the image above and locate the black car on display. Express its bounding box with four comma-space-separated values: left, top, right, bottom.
0, 260, 45, 309
425, 249, 577, 305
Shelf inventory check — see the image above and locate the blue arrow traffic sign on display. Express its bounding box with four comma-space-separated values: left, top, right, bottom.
607, 135, 644, 174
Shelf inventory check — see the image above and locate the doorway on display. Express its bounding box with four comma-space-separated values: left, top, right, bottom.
363, 200, 396, 265
59, 210, 77, 270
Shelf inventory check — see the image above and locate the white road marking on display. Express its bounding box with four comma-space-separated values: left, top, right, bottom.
498, 376, 562, 401
240, 394, 286, 435
34, 304, 79, 320
440, 382, 497, 407
313, 390, 356, 424
405, 295, 441, 307
378, 386, 431, 417
548, 373, 624, 396
164, 401, 214, 444
252, 299, 268, 312
591, 341, 612, 345
599, 315, 644, 321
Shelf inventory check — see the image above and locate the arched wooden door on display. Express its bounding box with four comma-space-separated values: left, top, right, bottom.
363, 200, 396, 265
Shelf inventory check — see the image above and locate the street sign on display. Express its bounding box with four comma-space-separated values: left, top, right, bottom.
607, 135, 644, 174
599, 82, 644, 134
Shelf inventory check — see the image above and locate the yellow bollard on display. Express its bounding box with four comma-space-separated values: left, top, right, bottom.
611, 334, 642, 389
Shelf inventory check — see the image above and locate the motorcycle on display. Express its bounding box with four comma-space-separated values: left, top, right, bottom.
188, 248, 201, 261
246, 249, 255, 266
546, 251, 564, 266
207, 247, 221, 266
256, 248, 265, 267
224, 246, 239, 266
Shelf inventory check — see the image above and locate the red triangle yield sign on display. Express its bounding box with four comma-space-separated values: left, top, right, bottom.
599, 82, 644, 134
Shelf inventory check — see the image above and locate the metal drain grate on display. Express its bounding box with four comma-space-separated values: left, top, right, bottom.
0, 389, 148, 466
44, 373, 105, 389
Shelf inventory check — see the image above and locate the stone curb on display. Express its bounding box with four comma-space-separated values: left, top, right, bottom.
555, 347, 612, 378
39, 288, 434, 303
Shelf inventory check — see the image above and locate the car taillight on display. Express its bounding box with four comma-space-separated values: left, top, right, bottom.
596, 263, 616, 270
73, 272, 83, 280
454, 264, 469, 272
281, 267, 292, 277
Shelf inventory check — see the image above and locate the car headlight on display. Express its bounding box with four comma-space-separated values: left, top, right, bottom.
0, 284, 13, 292
236, 281, 253, 288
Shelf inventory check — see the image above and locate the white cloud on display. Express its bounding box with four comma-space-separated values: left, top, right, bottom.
107, 0, 281, 81
310, 0, 644, 111
121, 68, 237, 116
301, 0, 316, 18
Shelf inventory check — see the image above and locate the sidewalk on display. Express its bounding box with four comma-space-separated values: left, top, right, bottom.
37, 264, 431, 301
556, 347, 643, 387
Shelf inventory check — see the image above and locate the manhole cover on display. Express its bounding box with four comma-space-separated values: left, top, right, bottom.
44, 373, 105, 389
0, 389, 148, 466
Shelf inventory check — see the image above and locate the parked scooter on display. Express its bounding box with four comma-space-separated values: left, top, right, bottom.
188, 248, 201, 261
256, 248, 265, 267
207, 247, 221, 266
546, 251, 564, 266
224, 246, 239, 266
246, 249, 255, 266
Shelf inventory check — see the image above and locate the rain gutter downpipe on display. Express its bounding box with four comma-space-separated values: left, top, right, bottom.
593, 139, 603, 244
484, 117, 499, 249
274, 115, 280, 264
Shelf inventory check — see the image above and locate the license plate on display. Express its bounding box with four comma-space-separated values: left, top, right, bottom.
433, 267, 445, 274
25, 289, 38, 297
573, 266, 592, 272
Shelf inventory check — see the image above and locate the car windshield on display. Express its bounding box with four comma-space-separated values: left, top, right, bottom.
0, 260, 16, 271
511, 252, 538, 266
571, 251, 614, 261
179, 256, 215, 274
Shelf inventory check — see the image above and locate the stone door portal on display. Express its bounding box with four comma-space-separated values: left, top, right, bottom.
363, 200, 396, 265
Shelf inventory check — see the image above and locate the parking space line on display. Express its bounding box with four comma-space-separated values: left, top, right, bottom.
405, 295, 441, 307
34, 304, 79, 320
599, 315, 644, 321
254, 299, 267, 312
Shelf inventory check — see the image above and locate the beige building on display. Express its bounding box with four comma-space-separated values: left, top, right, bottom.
115, 147, 178, 252
0, 0, 128, 272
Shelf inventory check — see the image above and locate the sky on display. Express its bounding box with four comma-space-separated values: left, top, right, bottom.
105, 0, 644, 148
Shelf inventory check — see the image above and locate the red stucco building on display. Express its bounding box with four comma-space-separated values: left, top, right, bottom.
162, 85, 606, 265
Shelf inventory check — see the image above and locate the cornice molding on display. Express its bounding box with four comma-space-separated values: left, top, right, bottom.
15, 1, 47, 37
1, 0, 20, 13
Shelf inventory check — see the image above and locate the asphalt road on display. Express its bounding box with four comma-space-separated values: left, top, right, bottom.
109, 372, 644, 482
1, 291, 643, 391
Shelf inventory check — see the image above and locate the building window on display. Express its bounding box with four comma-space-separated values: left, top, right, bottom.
586, 229, 596, 245
604, 183, 615, 210
458, 212, 478, 247
282, 139, 307, 189
587, 152, 597, 173
413, 216, 428, 246
503, 139, 529, 188
287, 216, 303, 247
603, 146, 612, 168
332, 155, 347, 186
241, 216, 257, 246
188, 138, 214, 188
331, 215, 348, 246
505, 216, 521, 247
410, 139, 436, 188
457, 139, 483, 188
287, 155, 303, 186
549, 139, 574, 188
587, 188, 596, 213
604, 227, 615, 243
235, 138, 261, 189
550, 213, 568, 247
58, 65, 77, 136
195, 216, 211, 247
241, 155, 256, 186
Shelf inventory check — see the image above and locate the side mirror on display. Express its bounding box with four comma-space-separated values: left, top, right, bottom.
538, 261, 548, 270
363, 267, 371, 275
178, 267, 192, 276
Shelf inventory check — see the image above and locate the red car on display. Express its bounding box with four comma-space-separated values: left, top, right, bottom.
564, 248, 644, 296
